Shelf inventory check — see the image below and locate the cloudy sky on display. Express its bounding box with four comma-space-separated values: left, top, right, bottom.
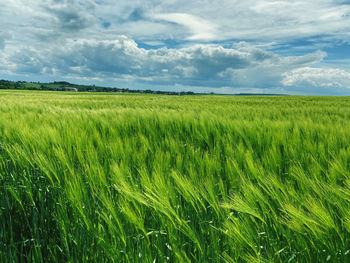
1, 0, 350, 94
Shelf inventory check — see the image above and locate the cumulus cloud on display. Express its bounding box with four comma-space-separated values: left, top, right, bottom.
2, 36, 331, 92
282, 67, 350, 89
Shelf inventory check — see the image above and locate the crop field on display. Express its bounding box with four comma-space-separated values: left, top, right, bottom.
1, 90, 350, 262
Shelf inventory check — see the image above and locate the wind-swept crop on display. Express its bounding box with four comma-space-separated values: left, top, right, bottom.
1, 90, 350, 262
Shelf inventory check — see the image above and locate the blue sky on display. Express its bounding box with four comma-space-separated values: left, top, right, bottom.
1, 0, 350, 94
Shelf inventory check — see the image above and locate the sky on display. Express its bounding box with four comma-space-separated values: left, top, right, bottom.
1, 0, 350, 95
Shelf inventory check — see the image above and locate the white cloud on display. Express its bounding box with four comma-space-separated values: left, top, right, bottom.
1, 36, 333, 93
3, 0, 350, 44
151, 13, 217, 41
282, 67, 350, 89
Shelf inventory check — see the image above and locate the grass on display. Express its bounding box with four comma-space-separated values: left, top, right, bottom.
1, 90, 350, 262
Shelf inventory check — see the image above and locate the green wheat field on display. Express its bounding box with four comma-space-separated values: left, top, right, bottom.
1, 90, 350, 262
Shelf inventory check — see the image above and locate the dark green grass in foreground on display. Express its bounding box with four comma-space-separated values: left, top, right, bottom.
1, 90, 350, 262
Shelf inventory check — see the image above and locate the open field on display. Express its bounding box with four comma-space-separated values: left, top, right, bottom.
1, 90, 350, 262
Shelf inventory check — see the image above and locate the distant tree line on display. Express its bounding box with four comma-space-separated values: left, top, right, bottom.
0, 80, 198, 95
